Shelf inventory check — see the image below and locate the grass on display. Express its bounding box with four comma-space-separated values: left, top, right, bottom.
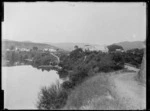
63, 73, 124, 110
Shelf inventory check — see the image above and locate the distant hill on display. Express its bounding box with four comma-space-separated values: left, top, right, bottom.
2, 39, 65, 51
113, 41, 145, 51
49, 42, 92, 51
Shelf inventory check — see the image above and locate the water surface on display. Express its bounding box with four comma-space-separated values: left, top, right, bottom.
2, 65, 61, 109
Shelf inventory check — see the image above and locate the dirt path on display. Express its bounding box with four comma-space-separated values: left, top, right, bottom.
50, 52, 60, 63
110, 66, 146, 110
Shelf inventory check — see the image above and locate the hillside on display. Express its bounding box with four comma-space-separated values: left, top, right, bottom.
114, 41, 145, 51
2, 40, 65, 51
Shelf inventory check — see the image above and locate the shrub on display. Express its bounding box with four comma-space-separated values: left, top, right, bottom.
107, 44, 124, 52
36, 81, 68, 110
61, 81, 75, 90
97, 54, 115, 72
68, 68, 89, 86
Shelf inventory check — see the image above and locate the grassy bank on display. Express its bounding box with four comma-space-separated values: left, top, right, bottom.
62, 73, 125, 110
36, 81, 68, 110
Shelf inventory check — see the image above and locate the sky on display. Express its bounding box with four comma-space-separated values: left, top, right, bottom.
2, 2, 146, 45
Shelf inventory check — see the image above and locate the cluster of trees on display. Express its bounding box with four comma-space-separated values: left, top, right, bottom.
4, 51, 31, 65
32, 52, 57, 66
3, 46, 58, 67
123, 48, 144, 68
107, 44, 144, 68
58, 47, 125, 89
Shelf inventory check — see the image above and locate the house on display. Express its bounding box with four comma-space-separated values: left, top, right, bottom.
43, 48, 49, 51
43, 48, 56, 52
19, 48, 30, 51
49, 49, 56, 52
116, 49, 124, 52
82, 45, 95, 51
94, 45, 108, 53
82, 45, 108, 52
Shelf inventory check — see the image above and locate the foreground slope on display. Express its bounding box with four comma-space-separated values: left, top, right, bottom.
63, 65, 146, 110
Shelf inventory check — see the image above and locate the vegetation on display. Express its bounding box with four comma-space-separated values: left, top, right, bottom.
107, 44, 124, 52
2, 47, 60, 67
36, 81, 68, 110
123, 48, 144, 68
32, 52, 57, 66
63, 73, 124, 110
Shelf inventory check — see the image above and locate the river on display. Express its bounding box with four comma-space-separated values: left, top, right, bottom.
2, 65, 63, 109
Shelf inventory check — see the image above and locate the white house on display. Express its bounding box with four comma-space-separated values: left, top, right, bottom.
49, 49, 56, 52
116, 49, 124, 52
82, 45, 95, 51
94, 45, 108, 53
43, 48, 56, 52
82, 45, 108, 52
20, 48, 30, 52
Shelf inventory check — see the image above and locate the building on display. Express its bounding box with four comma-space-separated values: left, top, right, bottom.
43, 48, 56, 52
82, 45, 95, 51
43, 48, 49, 51
20, 48, 30, 52
82, 45, 108, 52
94, 45, 108, 53
116, 49, 124, 52
49, 49, 56, 52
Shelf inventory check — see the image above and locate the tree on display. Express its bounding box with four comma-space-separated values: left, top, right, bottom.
107, 44, 124, 52
74, 45, 79, 50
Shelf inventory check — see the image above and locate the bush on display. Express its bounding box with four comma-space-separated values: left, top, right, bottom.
61, 81, 75, 90
36, 81, 68, 110
69, 67, 89, 86
107, 44, 124, 52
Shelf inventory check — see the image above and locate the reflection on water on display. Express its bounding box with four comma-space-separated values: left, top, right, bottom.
2, 65, 62, 109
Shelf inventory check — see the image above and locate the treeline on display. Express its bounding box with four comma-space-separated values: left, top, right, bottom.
3, 50, 58, 67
